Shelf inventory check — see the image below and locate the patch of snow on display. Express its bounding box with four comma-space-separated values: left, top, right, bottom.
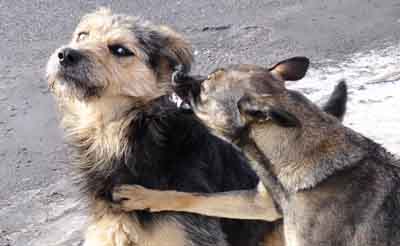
289, 44, 400, 154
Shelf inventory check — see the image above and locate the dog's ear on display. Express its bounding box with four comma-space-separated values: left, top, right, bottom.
157, 26, 193, 73
322, 80, 347, 121
269, 57, 309, 81
134, 25, 193, 80
238, 94, 301, 128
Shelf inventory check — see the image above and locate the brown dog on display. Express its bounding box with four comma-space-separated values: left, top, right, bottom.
193, 59, 400, 246
112, 59, 351, 246
114, 58, 400, 246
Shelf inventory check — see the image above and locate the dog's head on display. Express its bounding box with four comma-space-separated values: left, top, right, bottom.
173, 57, 347, 141
46, 8, 192, 103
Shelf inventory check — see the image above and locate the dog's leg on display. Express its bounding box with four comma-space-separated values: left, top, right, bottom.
112, 182, 281, 221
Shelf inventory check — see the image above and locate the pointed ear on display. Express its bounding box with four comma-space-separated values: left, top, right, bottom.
322, 80, 347, 121
237, 95, 301, 128
269, 57, 310, 81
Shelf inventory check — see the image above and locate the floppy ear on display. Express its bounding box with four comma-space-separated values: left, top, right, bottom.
238, 95, 301, 128
134, 25, 193, 81
322, 80, 347, 121
269, 57, 309, 81
158, 26, 193, 73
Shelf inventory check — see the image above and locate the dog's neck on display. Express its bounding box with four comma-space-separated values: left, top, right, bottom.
246, 123, 365, 192
59, 95, 142, 172
236, 133, 289, 208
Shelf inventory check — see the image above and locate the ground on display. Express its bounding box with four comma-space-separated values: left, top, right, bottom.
0, 0, 399, 245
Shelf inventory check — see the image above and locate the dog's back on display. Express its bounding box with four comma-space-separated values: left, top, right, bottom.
296, 133, 400, 246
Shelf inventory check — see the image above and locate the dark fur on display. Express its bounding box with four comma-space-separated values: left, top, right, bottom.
78, 96, 269, 246
133, 27, 189, 74
321, 80, 347, 121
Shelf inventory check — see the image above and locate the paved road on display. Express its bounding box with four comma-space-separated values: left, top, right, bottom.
0, 0, 399, 245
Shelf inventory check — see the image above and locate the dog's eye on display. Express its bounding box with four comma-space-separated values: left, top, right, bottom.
108, 44, 134, 57
246, 109, 268, 119
77, 32, 89, 42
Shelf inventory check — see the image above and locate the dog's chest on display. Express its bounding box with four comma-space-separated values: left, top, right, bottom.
84, 206, 188, 246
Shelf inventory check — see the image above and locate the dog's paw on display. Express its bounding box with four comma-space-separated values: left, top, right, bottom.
112, 185, 163, 212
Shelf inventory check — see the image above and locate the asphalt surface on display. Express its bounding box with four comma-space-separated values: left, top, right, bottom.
0, 0, 399, 245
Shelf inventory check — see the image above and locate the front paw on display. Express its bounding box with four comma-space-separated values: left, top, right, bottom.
112, 185, 158, 212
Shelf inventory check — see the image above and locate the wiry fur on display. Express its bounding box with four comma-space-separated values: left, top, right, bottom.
46, 8, 269, 246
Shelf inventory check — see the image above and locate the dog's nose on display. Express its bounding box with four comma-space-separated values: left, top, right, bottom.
58, 48, 82, 66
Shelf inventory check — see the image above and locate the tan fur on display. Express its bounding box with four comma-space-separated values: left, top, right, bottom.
247, 97, 363, 191
46, 8, 194, 246
84, 201, 187, 246
46, 7, 193, 173
59, 96, 138, 171
262, 221, 284, 246
113, 183, 281, 221
50, 9, 163, 100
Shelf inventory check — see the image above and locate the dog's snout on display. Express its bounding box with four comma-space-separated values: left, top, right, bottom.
58, 48, 82, 66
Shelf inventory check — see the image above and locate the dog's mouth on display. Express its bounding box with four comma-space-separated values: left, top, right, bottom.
48, 64, 102, 100
170, 69, 248, 143
47, 68, 102, 100
56, 69, 85, 85
46, 47, 103, 99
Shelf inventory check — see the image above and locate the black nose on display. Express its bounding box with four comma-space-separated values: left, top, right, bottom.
58, 48, 82, 66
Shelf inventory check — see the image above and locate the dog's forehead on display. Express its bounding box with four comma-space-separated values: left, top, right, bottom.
210, 66, 284, 95
74, 9, 139, 39
248, 71, 284, 94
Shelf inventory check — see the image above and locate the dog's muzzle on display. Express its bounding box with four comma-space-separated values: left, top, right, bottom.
58, 48, 83, 67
